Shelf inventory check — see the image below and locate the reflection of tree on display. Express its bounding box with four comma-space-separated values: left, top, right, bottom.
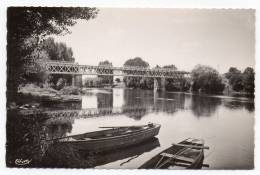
123, 107, 147, 120
97, 90, 113, 109
97, 90, 113, 115
42, 137, 160, 168
44, 117, 74, 140
153, 92, 186, 114
123, 89, 153, 107
42, 100, 82, 110
223, 100, 244, 110
191, 95, 222, 117
122, 90, 187, 118
223, 100, 255, 112
122, 89, 153, 120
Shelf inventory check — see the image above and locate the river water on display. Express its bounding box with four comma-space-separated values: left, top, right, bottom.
6, 88, 254, 169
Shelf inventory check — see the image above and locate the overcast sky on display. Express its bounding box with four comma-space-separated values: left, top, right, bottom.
54, 8, 255, 73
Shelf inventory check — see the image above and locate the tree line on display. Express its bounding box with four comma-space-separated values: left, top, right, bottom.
7, 7, 254, 105
90, 57, 254, 95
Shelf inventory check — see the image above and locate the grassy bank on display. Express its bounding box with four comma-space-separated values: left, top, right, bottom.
18, 84, 82, 102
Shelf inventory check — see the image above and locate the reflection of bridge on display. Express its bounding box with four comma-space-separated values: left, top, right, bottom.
19, 105, 178, 119
34, 61, 190, 91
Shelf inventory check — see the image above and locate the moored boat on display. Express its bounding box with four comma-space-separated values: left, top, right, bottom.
139, 138, 209, 169
49, 123, 161, 153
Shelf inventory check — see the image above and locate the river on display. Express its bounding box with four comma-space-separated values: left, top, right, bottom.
6, 88, 254, 169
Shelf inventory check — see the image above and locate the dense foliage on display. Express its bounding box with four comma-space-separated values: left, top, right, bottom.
43, 37, 76, 89
123, 57, 152, 89
98, 60, 113, 85
123, 58, 189, 91
123, 57, 149, 68
42, 37, 74, 62
21, 37, 76, 90
225, 67, 254, 94
7, 7, 98, 102
191, 65, 225, 93
162, 65, 190, 91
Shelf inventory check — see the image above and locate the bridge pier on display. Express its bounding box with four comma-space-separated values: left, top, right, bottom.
154, 78, 158, 93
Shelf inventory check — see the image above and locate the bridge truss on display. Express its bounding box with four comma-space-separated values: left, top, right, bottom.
39, 61, 189, 79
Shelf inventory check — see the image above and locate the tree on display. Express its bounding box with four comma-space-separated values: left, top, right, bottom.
163, 64, 177, 70
98, 60, 113, 85
243, 67, 255, 94
23, 47, 50, 85
225, 67, 244, 91
7, 7, 98, 102
123, 57, 150, 88
162, 64, 180, 91
123, 57, 149, 67
42, 37, 75, 88
42, 37, 75, 62
191, 65, 225, 93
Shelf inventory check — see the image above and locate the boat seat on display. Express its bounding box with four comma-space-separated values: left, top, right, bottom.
160, 153, 194, 163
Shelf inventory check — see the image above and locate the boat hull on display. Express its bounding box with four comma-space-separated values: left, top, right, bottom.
55, 124, 161, 153
139, 138, 205, 169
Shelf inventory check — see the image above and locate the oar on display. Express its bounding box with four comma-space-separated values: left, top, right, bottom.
172, 143, 209, 150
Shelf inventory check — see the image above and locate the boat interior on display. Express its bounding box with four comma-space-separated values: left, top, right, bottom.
59, 124, 156, 141
141, 138, 205, 169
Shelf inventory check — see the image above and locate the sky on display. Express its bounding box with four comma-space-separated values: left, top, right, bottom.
54, 8, 255, 73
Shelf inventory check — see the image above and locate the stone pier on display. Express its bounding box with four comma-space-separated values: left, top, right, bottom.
154, 78, 158, 93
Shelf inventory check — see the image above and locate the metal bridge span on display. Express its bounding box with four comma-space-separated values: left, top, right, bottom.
42, 61, 189, 78
36, 61, 190, 91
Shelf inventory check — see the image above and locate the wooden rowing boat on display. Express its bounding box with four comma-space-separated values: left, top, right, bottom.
50, 123, 161, 153
139, 138, 208, 169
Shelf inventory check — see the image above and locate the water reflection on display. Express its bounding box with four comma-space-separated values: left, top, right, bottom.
42, 137, 160, 168
87, 137, 160, 168
97, 90, 113, 109
191, 95, 222, 117
6, 88, 255, 169
223, 100, 255, 112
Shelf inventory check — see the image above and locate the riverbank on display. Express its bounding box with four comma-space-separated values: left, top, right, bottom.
18, 84, 82, 103
16, 84, 128, 105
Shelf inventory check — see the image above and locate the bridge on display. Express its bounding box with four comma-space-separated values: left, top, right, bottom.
30, 60, 190, 91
